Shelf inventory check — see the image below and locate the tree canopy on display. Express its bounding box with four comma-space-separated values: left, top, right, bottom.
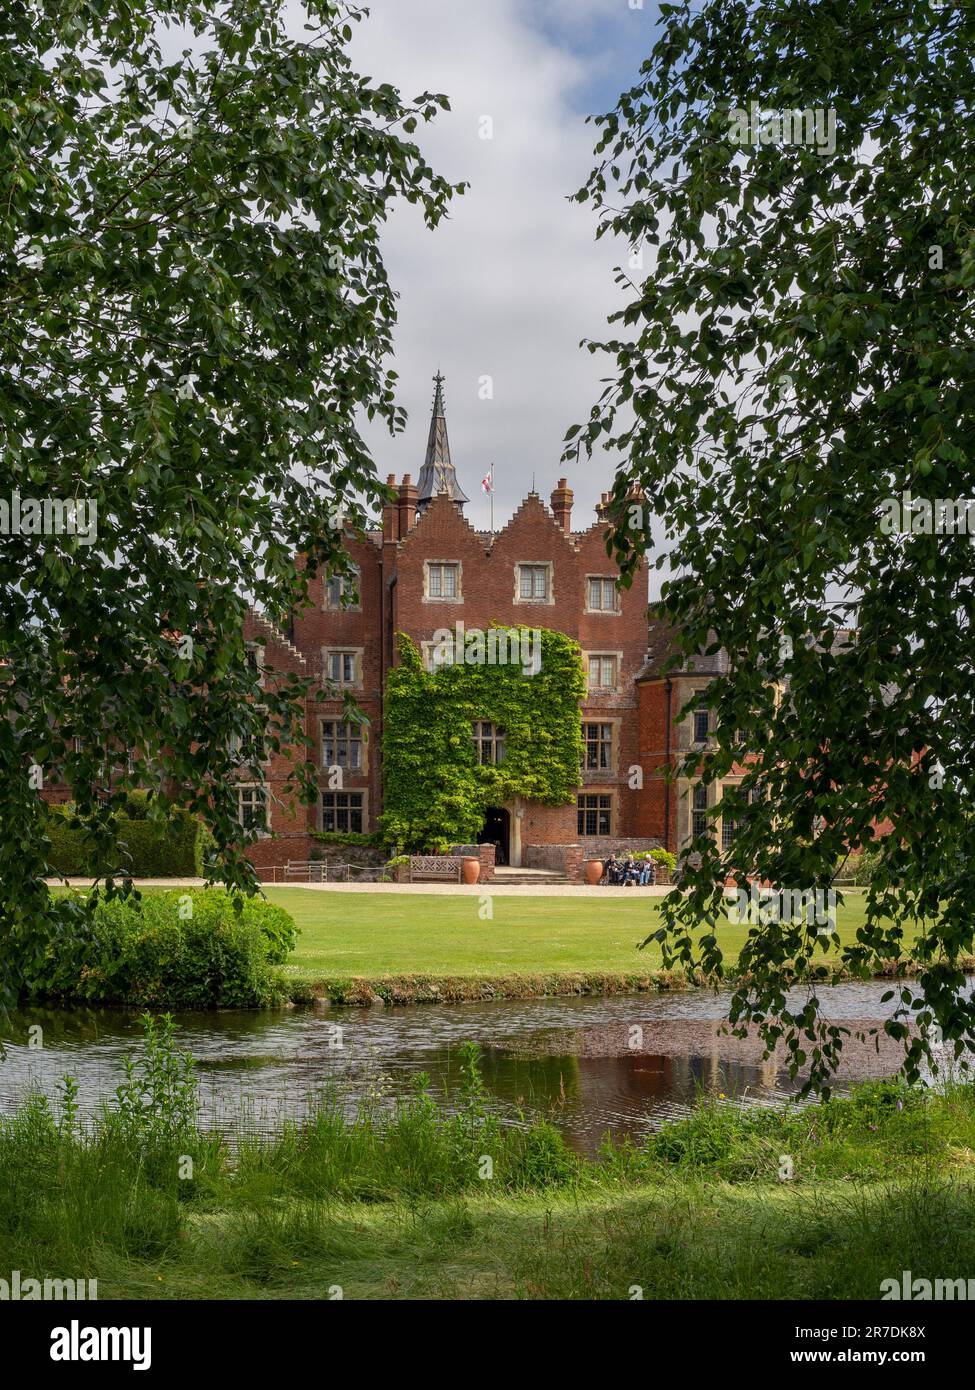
571, 0, 975, 1089
0, 0, 463, 1004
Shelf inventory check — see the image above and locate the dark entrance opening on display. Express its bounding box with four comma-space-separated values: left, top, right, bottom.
479, 807, 510, 866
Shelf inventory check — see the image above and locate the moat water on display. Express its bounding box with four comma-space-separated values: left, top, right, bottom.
0, 980, 961, 1155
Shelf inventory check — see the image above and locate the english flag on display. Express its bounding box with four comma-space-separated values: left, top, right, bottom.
481, 466, 494, 496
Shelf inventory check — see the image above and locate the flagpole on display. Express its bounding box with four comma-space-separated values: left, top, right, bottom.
481, 462, 495, 534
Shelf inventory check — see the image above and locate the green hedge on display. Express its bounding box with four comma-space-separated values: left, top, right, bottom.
45, 805, 206, 877
30, 890, 298, 1008
310, 830, 386, 849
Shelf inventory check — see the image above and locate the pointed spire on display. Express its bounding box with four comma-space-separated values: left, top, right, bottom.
416, 371, 469, 511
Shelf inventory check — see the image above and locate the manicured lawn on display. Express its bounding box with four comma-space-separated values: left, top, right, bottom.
264, 887, 889, 981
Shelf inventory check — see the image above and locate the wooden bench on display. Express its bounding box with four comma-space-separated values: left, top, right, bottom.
409, 855, 462, 883
283, 860, 329, 882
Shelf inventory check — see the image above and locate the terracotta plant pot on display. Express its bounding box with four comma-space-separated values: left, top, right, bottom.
462, 857, 481, 885
584, 859, 604, 885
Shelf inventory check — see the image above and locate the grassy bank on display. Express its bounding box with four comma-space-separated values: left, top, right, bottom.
264, 888, 944, 1004
2, 1019, 974, 1299
49, 885, 955, 1008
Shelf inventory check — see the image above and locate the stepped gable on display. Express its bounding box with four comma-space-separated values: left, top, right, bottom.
488, 490, 581, 557
396, 487, 490, 554
246, 609, 307, 669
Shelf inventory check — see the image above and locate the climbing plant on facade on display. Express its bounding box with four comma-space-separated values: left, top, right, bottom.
380, 629, 586, 851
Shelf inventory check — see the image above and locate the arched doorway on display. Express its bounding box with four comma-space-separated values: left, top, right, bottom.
479, 807, 510, 865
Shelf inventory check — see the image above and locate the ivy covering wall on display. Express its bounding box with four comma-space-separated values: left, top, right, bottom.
379, 629, 587, 850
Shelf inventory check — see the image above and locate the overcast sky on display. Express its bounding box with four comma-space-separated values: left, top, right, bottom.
349, 0, 659, 535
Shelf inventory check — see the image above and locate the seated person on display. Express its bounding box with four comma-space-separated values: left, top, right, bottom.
638, 858, 656, 886
603, 853, 621, 885
622, 856, 640, 886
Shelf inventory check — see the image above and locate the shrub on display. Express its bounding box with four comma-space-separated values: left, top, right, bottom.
310, 830, 385, 849
650, 848, 677, 872
506, 1120, 578, 1188
45, 804, 206, 877
30, 890, 298, 1008
112, 1013, 199, 1144
850, 849, 883, 887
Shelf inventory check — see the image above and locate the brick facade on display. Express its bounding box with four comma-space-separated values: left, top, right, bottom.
234, 378, 668, 869
246, 474, 655, 868
38, 379, 783, 873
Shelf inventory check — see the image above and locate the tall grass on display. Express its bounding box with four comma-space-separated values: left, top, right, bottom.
1, 1017, 974, 1298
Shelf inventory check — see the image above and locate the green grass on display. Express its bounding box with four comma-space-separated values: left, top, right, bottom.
30, 1178, 975, 1301
3, 1046, 975, 1300
50, 884, 941, 1005
263, 887, 898, 981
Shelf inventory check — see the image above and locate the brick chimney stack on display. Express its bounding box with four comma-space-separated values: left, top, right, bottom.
398, 474, 418, 536
550, 477, 574, 533
382, 473, 399, 542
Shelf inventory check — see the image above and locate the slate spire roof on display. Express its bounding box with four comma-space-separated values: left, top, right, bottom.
416, 371, 469, 510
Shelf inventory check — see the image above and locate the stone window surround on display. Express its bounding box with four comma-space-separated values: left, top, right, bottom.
581, 717, 619, 775
322, 646, 364, 689
584, 574, 621, 614
423, 559, 463, 602
472, 720, 506, 765
514, 560, 555, 606
676, 678, 715, 748
245, 641, 266, 689
236, 782, 271, 834
319, 786, 369, 834
577, 789, 614, 837
420, 638, 451, 672
319, 715, 368, 776
229, 710, 270, 768
324, 566, 361, 612
681, 777, 759, 849
584, 649, 624, 693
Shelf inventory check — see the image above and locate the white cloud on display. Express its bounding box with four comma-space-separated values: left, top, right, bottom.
349, 0, 637, 536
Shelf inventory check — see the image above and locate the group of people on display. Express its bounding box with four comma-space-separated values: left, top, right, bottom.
601, 853, 656, 887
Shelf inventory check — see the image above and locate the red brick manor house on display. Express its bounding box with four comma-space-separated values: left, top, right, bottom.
241, 375, 750, 876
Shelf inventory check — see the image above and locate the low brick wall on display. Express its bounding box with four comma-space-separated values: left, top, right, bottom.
449, 843, 496, 883
478, 842, 495, 883
245, 834, 318, 878
525, 843, 585, 880
576, 837, 664, 858
246, 836, 386, 880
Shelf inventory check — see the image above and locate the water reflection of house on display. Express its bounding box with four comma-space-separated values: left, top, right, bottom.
571, 1047, 784, 1118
